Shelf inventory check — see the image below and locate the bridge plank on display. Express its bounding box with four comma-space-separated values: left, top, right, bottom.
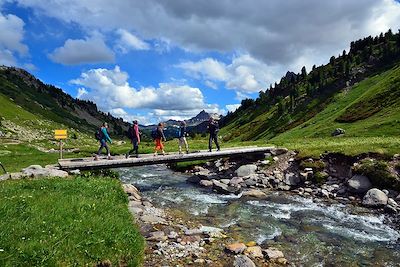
58, 147, 277, 170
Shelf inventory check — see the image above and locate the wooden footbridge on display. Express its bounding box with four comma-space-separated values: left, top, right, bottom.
58, 147, 280, 171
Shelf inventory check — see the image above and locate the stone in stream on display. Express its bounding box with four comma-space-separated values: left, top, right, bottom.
347, 175, 372, 194
123, 184, 142, 200
225, 243, 247, 254
199, 179, 213, 187
242, 189, 267, 199
187, 175, 202, 184
388, 198, 399, 207
212, 179, 241, 194
146, 231, 167, 241
263, 248, 285, 260
362, 188, 388, 207
245, 246, 263, 258
230, 177, 244, 186
235, 164, 257, 177
233, 255, 256, 267
284, 172, 301, 186
140, 214, 167, 224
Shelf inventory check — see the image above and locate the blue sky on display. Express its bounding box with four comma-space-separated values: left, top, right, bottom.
1, 0, 400, 125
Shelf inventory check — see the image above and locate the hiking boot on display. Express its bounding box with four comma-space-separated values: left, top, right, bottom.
186, 150, 189, 154
107, 155, 112, 160
94, 155, 99, 161
125, 153, 129, 159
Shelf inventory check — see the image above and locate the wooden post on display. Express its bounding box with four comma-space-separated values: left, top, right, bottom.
59, 140, 63, 159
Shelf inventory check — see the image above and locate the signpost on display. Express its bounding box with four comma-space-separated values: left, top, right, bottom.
54, 130, 67, 159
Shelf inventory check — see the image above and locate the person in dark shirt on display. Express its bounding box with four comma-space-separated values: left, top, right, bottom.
154, 123, 166, 156
178, 121, 189, 154
126, 120, 140, 158
208, 117, 220, 152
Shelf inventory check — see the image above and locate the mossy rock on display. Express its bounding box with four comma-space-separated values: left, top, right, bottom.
353, 159, 400, 191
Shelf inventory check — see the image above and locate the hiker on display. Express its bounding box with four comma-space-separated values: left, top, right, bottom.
95, 122, 112, 160
126, 120, 140, 158
178, 121, 189, 154
208, 117, 220, 152
153, 123, 166, 156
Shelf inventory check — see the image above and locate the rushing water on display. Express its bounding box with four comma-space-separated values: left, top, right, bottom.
119, 165, 400, 266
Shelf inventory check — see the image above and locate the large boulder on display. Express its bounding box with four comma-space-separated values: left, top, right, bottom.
362, 188, 388, 207
235, 165, 257, 177
22, 165, 68, 178
347, 175, 372, 193
212, 180, 241, 194
233, 255, 256, 267
332, 128, 345, 136
284, 173, 301, 186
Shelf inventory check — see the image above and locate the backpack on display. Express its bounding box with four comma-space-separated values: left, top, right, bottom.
127, 126, 134, 139
151, 128, 158, 140
95, 128, 103, 140
176, 128, 181, 138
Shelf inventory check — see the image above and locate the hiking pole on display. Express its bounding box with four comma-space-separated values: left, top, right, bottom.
0, 162, 7, 174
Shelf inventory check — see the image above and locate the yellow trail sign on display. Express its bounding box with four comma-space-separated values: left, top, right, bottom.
54, 129, 67, 139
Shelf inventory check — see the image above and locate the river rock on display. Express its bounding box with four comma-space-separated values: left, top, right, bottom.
187, 175, 202, 184
347, 175, 372, 193
236, 165, 257, 177
147, 231, 167, 241
199, 179, 213, 187
221, 179, 231, 185
362, 188, 388, 207
245, 246, 263, 258
244, 177, 258, 187
213, 180, 241, 194
230, 177, 244, 186
226, 243, 247, 254
263, 248, 284, 259
123, 184, 142, 200
242, 189, 267, 199
140, 214, 167, 224
382, 189, 389, 196
388, 198, 398, 208
284, 173, 301, 186
233, 255, 256, 267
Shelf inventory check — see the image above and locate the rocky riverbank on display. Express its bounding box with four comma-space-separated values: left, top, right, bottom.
183, 150, 400, 226
122, 183, 289, 266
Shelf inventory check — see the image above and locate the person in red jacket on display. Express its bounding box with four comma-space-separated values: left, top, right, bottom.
126, 120, 141, 158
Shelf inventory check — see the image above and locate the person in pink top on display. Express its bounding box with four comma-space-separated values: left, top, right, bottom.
126, 120, 141, 158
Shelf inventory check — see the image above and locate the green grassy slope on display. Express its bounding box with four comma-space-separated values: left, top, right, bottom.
0, 176, 144, 266
274, 64, 400, 139
220, 64, 400, 157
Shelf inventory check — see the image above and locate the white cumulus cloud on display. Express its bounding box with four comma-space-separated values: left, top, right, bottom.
70, 66, 220, 122
177, 54, 283, 96
115, 29, 150, 53
48, 35, 115, 65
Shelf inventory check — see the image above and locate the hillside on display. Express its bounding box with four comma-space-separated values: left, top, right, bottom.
220, 30, 400, 151
0, 66, 130, 136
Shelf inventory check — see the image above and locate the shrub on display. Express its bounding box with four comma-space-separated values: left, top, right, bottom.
314, 171, 329, 184
353, 159, 400, 190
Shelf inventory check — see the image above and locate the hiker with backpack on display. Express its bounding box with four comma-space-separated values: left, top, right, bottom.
208, 117, 220, 152
95, 122, 112, 160
126, 120, 140, 158
153, 122, 166, 156
178, 121, 189, 154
